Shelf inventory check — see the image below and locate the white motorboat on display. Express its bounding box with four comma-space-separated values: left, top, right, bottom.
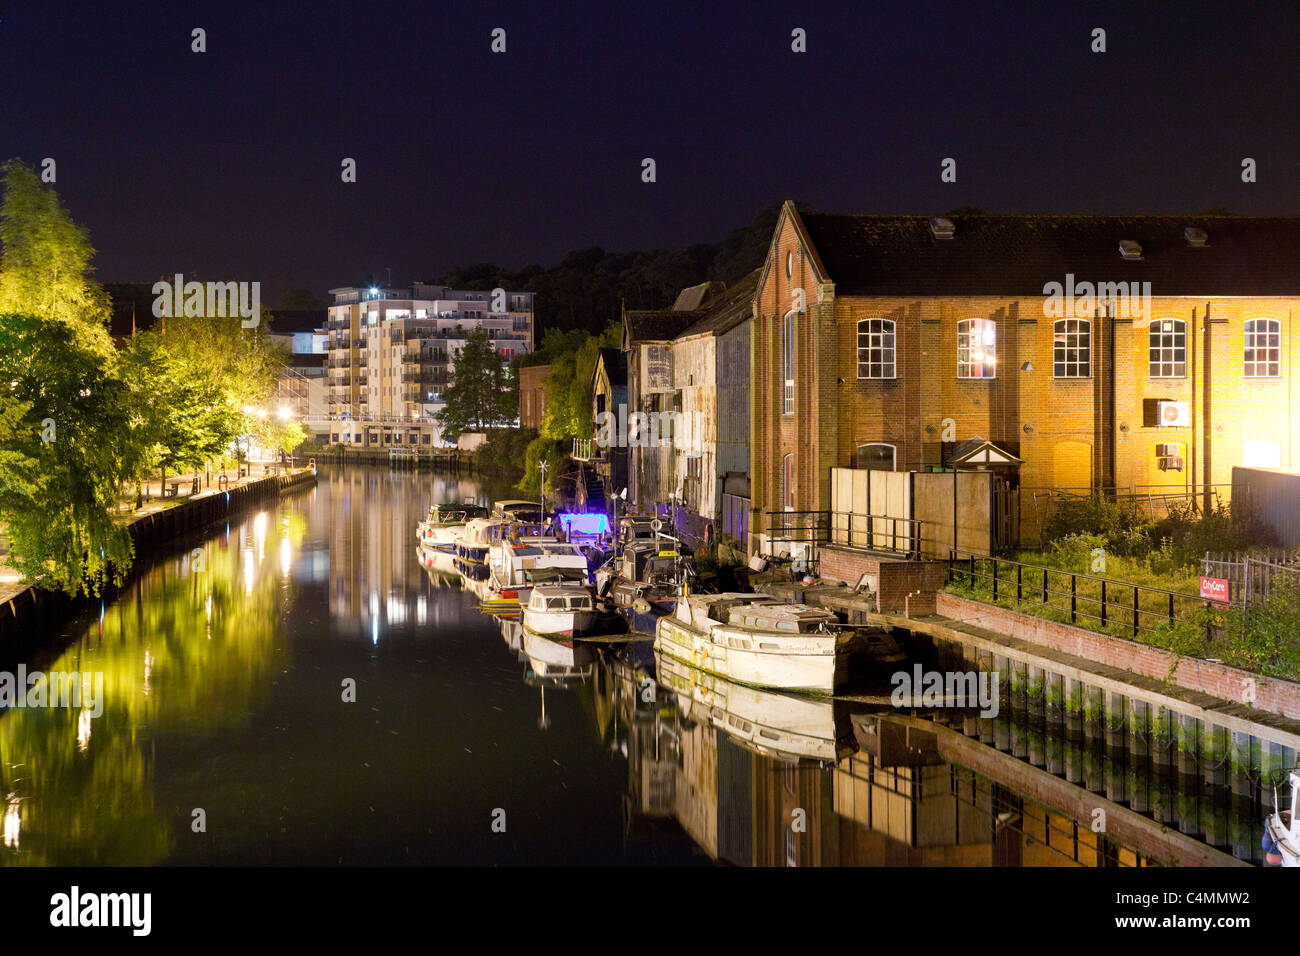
1265, 769, 1300, 866
522, 584, 595, 637
417, 502, 489, 550
454, 516, 510, 581
489, 540, 590, 608
654, 593, 853, 694
654, 650, 849, 762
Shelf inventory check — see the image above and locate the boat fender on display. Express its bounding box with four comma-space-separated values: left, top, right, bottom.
1267, 850, 1284, 866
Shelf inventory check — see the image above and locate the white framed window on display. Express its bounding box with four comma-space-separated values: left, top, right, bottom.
1053, 318, 1091, 378
786, 250, 793, 278
782, 312, 795, 414
1244, 318, 1281, 378
781, 454, 794, 511
1149, 319, 1187, 378
857, 319, 895, 379
957, 319, 996, 378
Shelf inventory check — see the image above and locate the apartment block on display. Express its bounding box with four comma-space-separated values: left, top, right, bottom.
325, 283, 534, 448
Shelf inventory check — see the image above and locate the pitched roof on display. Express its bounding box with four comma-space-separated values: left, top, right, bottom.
672, 281, 726, 311
674, 269, 759, 340
623, 307, 702, 344
591, 346, 628, 389
793, 209, 1300, 297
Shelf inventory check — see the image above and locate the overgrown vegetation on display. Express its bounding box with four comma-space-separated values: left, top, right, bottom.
946, 493, 1300, 682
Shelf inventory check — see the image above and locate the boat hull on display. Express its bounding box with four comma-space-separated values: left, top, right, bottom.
654, 616, 850, 694
523, 608, 595, 637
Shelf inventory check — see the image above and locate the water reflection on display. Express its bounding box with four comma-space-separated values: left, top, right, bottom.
0, 465, 1271, 866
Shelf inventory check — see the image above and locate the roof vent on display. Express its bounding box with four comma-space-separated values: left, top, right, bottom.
929, 217, 955, 239
1184, 227, 1208, 247
1118, 239, 1143, 260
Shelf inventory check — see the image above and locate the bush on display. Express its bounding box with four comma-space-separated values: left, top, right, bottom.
475, 428, 536, 475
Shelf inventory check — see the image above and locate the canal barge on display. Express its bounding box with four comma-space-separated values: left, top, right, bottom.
598, 539, 693, 611
654, 593, 854, 694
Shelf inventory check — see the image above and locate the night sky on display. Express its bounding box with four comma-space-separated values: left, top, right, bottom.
4, 1, 1300, 303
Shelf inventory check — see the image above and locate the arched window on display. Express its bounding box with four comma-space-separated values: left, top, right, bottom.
856, 443, 896, 471
782, 312, 795, 414
1149, 319, 1187, 378
957, 319, 996, 378
857, 319, 895, 379
1244, 318, 1281, 377
1053, 318, 1091, 378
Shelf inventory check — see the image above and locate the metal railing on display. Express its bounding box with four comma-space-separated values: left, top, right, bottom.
945, 550, 1208, 639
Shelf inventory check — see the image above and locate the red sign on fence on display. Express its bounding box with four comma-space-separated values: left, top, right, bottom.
1199, 576, 1230, 606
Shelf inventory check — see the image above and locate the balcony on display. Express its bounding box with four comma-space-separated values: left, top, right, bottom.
572, 438, 605, 462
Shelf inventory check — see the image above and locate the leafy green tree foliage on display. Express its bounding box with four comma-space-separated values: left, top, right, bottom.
436, 328, 508, 441
0, 161, 110, 328
0, 313, 138, 594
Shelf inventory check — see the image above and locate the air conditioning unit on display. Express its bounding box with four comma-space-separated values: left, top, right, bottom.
1156, 442, 1182, 457
1157, 401, 1189, 427
1158, 456, 1185, 472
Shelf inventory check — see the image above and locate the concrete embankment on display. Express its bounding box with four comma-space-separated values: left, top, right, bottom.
0, 469, 317, 661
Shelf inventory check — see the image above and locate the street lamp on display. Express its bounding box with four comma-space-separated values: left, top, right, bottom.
538, 459, 548, 524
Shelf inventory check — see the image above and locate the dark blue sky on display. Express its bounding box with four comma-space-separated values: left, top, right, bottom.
3, 0, 1299, 301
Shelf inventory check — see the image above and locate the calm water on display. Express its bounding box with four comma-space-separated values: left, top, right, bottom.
0, 466, 1269, 866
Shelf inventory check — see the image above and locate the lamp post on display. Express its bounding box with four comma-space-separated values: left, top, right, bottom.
538, 459, 548, 524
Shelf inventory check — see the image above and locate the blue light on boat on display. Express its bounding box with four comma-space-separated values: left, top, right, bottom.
558, 512, 608, 535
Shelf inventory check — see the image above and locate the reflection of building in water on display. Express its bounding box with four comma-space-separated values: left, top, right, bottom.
327, 469, 487, 639
602, 647, 1184, 866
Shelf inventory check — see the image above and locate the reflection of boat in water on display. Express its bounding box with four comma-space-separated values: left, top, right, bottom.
417, 501, 489, 550
654, 650, 852, 763
523, 584, 595, 637
525, 630, 595, 672
1265, 769, 1300, 866
655, 593, 853, 694
417, 542, 459, 578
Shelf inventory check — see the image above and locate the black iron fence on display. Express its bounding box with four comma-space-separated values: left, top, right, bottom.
945, 550, 1210, 640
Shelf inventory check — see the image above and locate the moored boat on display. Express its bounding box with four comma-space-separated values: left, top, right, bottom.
654, 593, 853, 694
489, 540, 591, 607
1265, 769, 1300, 866
599, 539, 692, 611
417, 501, 489, 550
522, 584, 595, 637
454, 516, 510, 581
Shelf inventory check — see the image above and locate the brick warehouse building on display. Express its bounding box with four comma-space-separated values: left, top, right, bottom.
752, 201, 1300, 557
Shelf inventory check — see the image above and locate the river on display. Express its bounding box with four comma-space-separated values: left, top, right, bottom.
0, 465, 1275, 866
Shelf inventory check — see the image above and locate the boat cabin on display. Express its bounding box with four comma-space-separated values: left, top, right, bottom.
674, 592, 782, 629
499, 541, 590, 586
428, 502, 489, 524
619, 540, 683, 584
494, 500, 545, 523
726, 603, 838, 633
528, 585, 594, 612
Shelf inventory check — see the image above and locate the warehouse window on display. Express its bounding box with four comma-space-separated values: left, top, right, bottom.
857, 319, 896, 379
1244, 318, 1281, 377
782, 312, 795, 414
1149, 319, 1187, 378
1053, 318, 1092, 378
856, 443, 897, 471
957, 319, 996, 378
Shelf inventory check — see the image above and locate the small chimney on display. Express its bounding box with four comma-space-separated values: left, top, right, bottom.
929, 217, 955, 239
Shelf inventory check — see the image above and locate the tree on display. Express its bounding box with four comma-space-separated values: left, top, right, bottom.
436, 328, 508, 441
277, 288, 326, 310
0, 161, 110, 329
0, 312, 139, 594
